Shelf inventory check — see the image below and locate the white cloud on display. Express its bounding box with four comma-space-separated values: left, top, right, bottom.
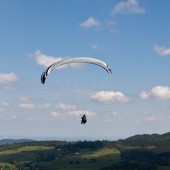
144, 114, 167, 122
140, 91, 150, 99
154, 45, 170, 56
0, 72, 19, 85
33, 50, 63, 68
91, 91, 129, 103
50, 112, 59, 117
111, 0, 145, 15
56, 102, 77, 110
151, 86, 170, 99
68, 110, 96, 117
140, 86, 170, 100
33, 50, 84, 69
38, 103, 51, 109
18, 103, 34, 109
80, 17, 101, 28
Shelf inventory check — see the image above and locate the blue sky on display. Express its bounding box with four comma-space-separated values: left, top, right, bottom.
0, 0, 170, 140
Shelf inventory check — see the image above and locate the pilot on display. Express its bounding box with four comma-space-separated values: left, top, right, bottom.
81, 114, 87, 124
41, 72, 46, 84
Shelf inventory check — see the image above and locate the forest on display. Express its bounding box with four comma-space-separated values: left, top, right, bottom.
0, 132, 170, 170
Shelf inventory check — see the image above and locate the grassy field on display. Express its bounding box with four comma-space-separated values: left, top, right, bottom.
81, 148, 120, 158
0, 143, 121, 170
0, 146, 53, 155
35, 148, 121, 170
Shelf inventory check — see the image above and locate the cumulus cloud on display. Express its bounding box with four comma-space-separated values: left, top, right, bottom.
80, 17, 101, 28
140, 86, 170, 100
50, 112, 59, 117
0, 72, 19, 85
111, 0, 145, 15
56, 102, 77, 110
154, 45, 170, 56
140, 91, 150, 99
18, 103, 34, 109
33, 50, 84, 69
33, 50, 62, 68
91, 91, 129, 103
68, 110, 96, 117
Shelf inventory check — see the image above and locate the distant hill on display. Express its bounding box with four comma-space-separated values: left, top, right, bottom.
126, 132, 170, 141
126, 133, 159, 141
121, 132, 170, 149
0, 139, 34, 145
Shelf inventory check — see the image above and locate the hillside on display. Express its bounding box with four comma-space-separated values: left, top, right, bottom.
118, 132, 170, 151
126, 132, 170, 141
0, 132, 169, 170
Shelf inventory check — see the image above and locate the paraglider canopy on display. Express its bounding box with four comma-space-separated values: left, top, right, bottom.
41, 57, 112, 84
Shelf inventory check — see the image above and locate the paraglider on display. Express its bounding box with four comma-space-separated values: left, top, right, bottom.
41, 57, 112, 84
41, 57, 112, 125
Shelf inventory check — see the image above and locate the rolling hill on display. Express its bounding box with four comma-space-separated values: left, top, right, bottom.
0, 132, 169, 170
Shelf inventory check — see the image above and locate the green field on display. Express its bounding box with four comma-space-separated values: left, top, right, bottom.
35, 148, 121, 170
81, 148, 120, 158
0, 144, 121, 170
0, 146, 53, 155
